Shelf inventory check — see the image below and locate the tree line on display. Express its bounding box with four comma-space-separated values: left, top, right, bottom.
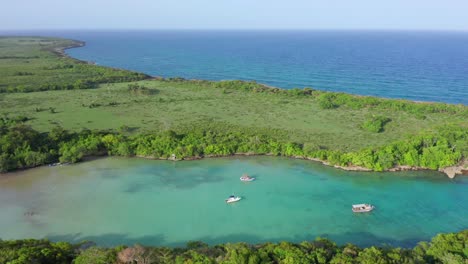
0, 65, 149, 93
0, 230, 467, 264
0, 117, 465, 173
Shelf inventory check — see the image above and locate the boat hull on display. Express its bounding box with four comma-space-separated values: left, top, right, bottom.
352, 206, 375, 213
240, 177, 255, 182
225, 197, 242, 203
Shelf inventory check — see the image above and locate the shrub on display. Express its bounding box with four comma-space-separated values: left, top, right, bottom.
317, 93, 338, 109
127, 83, 157, 95
360, 116, 391, 133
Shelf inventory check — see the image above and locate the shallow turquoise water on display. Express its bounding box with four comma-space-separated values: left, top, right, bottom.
0, 156, 467, 247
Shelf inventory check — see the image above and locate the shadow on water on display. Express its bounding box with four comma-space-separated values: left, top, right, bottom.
46, 231, 429, 248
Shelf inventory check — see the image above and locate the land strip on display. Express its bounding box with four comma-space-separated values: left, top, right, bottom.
0, 37, 466, 176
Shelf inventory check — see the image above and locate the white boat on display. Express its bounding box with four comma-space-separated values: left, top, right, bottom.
240, 174, 255, 182
225, 195, 242, 203
352, 204, 375, 213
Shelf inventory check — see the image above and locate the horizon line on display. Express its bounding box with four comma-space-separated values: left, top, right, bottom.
1, 28, 468, 33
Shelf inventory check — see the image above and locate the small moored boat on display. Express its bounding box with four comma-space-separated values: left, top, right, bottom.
225, 195, 242, 203
352, 204, 375, 213
240, 174, 255, 182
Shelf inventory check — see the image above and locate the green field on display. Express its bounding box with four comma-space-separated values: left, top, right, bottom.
1, 79, 466, 152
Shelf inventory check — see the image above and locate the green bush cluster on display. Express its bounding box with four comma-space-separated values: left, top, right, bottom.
317, 93, 339, 109
0, 55, 39, 59
42, 63, 75, 70
127, 83, 157, 95
0, 116, 465, 173
13, 71, 34, 76
0, 239, 74, 264
360, 115, 392, 133
1, 230, 467, 264
0, 68, 148, 93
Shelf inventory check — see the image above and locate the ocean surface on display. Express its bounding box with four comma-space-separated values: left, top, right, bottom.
17, 30, 466, 105
1, 156, 467, 247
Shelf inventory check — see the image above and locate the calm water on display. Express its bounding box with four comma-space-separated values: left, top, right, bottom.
48, 30, 468, 104
1, 30, 468, 103
0, 156, 467, 247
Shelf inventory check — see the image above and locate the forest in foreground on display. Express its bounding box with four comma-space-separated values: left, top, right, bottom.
1, 230, 467, 264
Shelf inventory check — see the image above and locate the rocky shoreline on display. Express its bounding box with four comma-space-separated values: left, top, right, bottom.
438, 160, 468, 178
51, 40, 99, 65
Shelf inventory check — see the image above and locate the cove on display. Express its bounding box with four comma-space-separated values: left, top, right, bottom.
0, 156, 467, 248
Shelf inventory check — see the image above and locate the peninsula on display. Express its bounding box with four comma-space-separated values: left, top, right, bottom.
0, 37, 467, 177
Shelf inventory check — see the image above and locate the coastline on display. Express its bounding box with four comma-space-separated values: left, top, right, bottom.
2, 152, 466, 178
46, 39, 92, 64
0, 36, 466, 178
159, 153, 468, 178
51, 38, 154, 75
56, 37, 467, 106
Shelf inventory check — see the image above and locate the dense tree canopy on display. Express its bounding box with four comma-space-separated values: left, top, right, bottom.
0, 230, 467, 263
0, 115, 466, 173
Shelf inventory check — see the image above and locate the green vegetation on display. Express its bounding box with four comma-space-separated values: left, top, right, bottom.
1, 79, 466, 152
0, 36, 466, 174
127, 83, 158, 95
360, 115, 392, 133
0, 36, 467, 263
0, 37, 149, 93
1, 230, 467, 263
0, 118, 466, 173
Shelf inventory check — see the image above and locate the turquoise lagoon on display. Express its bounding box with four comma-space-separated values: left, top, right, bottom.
0, 156, 467, 247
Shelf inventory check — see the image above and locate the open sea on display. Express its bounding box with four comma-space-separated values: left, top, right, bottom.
13, 30, 465, 105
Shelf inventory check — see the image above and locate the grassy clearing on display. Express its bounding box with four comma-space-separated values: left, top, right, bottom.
1, 79, 465, 152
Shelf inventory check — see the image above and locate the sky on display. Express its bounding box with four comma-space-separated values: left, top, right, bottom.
1, 0, 468, 31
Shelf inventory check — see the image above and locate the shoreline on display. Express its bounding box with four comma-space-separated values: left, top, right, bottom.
54, 37, 466, 106
46, 39, 92, 64
155, 153, 468, 178
53, 38, 155, 75
2, 152, 466, 178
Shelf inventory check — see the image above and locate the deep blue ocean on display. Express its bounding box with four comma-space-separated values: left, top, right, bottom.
4, 30, 468, 104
